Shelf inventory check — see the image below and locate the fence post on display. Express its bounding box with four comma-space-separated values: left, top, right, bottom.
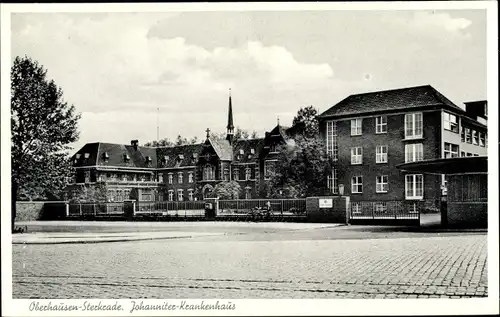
94, 204, 96, 217
79, 203, 82, 216
345, 196, 350, 225
132, 201, 136, 216
65, 203, 69, 218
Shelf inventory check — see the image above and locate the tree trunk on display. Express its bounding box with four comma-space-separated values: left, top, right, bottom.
11, 179, 18, 232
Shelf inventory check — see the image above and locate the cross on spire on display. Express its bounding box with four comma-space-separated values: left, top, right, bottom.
205, 128, 211, 139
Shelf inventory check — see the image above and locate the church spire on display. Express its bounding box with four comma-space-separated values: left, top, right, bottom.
226, 88, 234, 143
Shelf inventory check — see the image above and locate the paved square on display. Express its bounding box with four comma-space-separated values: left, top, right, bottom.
12, 222, 488, 299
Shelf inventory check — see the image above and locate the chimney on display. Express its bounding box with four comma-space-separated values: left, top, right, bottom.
131, 140, 139, 150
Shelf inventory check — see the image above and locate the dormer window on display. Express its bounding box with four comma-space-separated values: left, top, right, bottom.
146, 156, 152, 163
239, 149, 244, 155
178, 154, 184, 160
102, 152, 110, 161
163, 155, 169, 163
84, 153, 90, 159
250, 148, 255, 154
192, 153, 198, 159
123, 153, 130, 161
76, 154, 81, 159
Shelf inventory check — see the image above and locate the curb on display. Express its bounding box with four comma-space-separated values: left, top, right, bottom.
12, 235, 202, 245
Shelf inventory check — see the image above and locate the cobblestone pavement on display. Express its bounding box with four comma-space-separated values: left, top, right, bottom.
12, 227, 488, 299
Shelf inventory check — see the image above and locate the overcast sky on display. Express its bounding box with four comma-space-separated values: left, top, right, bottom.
11, 9, 486, 151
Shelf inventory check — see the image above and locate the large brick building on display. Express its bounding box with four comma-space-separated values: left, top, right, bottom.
67, 92, 294, 202
317, 85, 487, 209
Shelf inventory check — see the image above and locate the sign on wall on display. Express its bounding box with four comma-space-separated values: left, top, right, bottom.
319, 198, 333, 208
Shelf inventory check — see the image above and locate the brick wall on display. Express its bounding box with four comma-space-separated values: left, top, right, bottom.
306, 196, 348, 223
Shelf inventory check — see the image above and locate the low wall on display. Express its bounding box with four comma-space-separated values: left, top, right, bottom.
306, 196, 348, 223
447, 202, 487, 228
15, 201, 67, 222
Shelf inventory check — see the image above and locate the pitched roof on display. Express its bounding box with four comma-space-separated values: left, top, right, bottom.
232, 138, 265, 163
208, 137, 233, 161
156, 143, 204, 168
72, 142, 158, 168
318, 85, 465, 119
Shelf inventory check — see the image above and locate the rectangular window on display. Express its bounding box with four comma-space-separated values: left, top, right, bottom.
473, 154, 479, 157
443, 112, 458, 132
351, 176, 363, 194
472, 130, 479, 145
188, 172, 194, 183
376, 175, 389, 193
444, 142, 459, 158
405, 143, 423, 163
405, 174, 424, 199
168, 173, 173, 184
168, 190, 174, 201
375, 116, 387, 134
351, 147, 363, 165
461, 151, 466, 157
465, 128, 472, 143
178, 172, 183, 184
188, 190, 194, 201
405, 113, 423, 139
479, 132, 485, 147
264, 161, 276, 180
467, 152, 473, 157
327, 169, 338, 194
177, 189, 183, 201
245, 167, 252, 180
460, 126, 465, 142
374, 202, 388, 213
233, 168, 240, 181
351, 202, 361, 214
326, 121, 338, 161
350, 118, 362, 136
158, 173, 164, 183
376, 145, 388, 163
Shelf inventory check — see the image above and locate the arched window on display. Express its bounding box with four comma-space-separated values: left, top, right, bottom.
203, 165, 215, 180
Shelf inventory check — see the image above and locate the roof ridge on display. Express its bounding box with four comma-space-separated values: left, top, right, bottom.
348, 84, 433, 98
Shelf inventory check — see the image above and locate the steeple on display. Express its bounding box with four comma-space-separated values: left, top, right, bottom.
226, 88, 234, 143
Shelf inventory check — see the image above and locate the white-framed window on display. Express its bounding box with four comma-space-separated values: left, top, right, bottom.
444, 142, 459, 158
351, 118, 362, 136
405, 174, 424, 199
465, 128, 472, 143
158, 173, 163, 183
351, 147, 363, 165
245, 167, 252, 180
326, 121, 338, 161
203, 165, 215, 180
404, 112, 423, 139
460, 126, 466, 142
351, 176, 363, 194
233, 168, 240, 181
376, 175, 389, 193
188, 190, 194, 201
188, 172, 194, 183
351, 202, 361, 214
250, 148, 255, 154
224, 168, 230, 181
245, 187, 252, 199
168, 190, 174, 201
479, 132, 485, 147
461, 151, 466, 157
178, 172, 183, 184
443, 112, 458, 132
177, 189, 184, 201
168, 173, 173, 184
405, 143, 423, 163
376, 145, 388, 163
327, 168, 338, 194
374, 202, 387, 213
375, 116, 387, 134
472, 130, 479, 145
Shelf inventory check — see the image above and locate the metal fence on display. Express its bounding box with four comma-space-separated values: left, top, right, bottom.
349, 200, 423, 220
218, 199, 306, 215
134, 201, 206, 217
68, 202, 124, 217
